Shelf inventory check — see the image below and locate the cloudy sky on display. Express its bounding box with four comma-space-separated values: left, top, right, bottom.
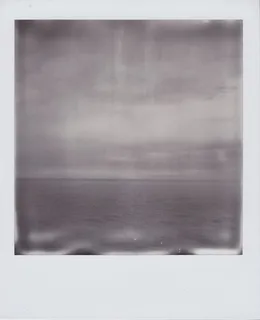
16, 20, 242, 179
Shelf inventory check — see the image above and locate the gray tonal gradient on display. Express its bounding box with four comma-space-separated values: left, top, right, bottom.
15, 20, 242, 255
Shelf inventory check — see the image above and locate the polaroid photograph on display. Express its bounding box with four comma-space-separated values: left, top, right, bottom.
0, 0, 260, 319
15, 19, 242, 256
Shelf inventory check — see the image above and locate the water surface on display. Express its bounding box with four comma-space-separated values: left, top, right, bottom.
16, 178, 241, 254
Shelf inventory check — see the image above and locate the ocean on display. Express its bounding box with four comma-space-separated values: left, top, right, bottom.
16, 178, 241, 254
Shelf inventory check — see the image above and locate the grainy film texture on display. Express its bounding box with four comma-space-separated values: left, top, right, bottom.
15, 20, 242, 255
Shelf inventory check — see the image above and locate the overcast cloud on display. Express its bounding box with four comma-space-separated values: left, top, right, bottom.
16, 20, 242, 179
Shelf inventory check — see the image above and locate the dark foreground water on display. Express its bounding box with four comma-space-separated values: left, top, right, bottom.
16, 179, 241, 254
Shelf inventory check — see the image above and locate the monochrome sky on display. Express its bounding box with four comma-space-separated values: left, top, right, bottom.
16, 20, 242, 179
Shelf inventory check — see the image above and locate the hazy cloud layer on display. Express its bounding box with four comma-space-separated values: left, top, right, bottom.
16, 20, 242, 179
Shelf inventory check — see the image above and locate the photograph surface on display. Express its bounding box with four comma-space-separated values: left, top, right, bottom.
15, 20, 242, 255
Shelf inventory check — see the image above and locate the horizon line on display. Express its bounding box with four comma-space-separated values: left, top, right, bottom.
16, 177, 241, 182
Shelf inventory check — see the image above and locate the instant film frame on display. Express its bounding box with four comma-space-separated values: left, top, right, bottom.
15, 21, 243, 255
0, 0, 260, 319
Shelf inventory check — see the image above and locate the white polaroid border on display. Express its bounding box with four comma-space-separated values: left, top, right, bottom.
0, 0, 259, 319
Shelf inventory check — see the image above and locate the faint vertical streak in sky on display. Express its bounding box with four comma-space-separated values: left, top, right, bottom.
150, 23, 156, 105
114, 26, 125, 112
144, 22, 155, 105
144, 24, 149, 100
